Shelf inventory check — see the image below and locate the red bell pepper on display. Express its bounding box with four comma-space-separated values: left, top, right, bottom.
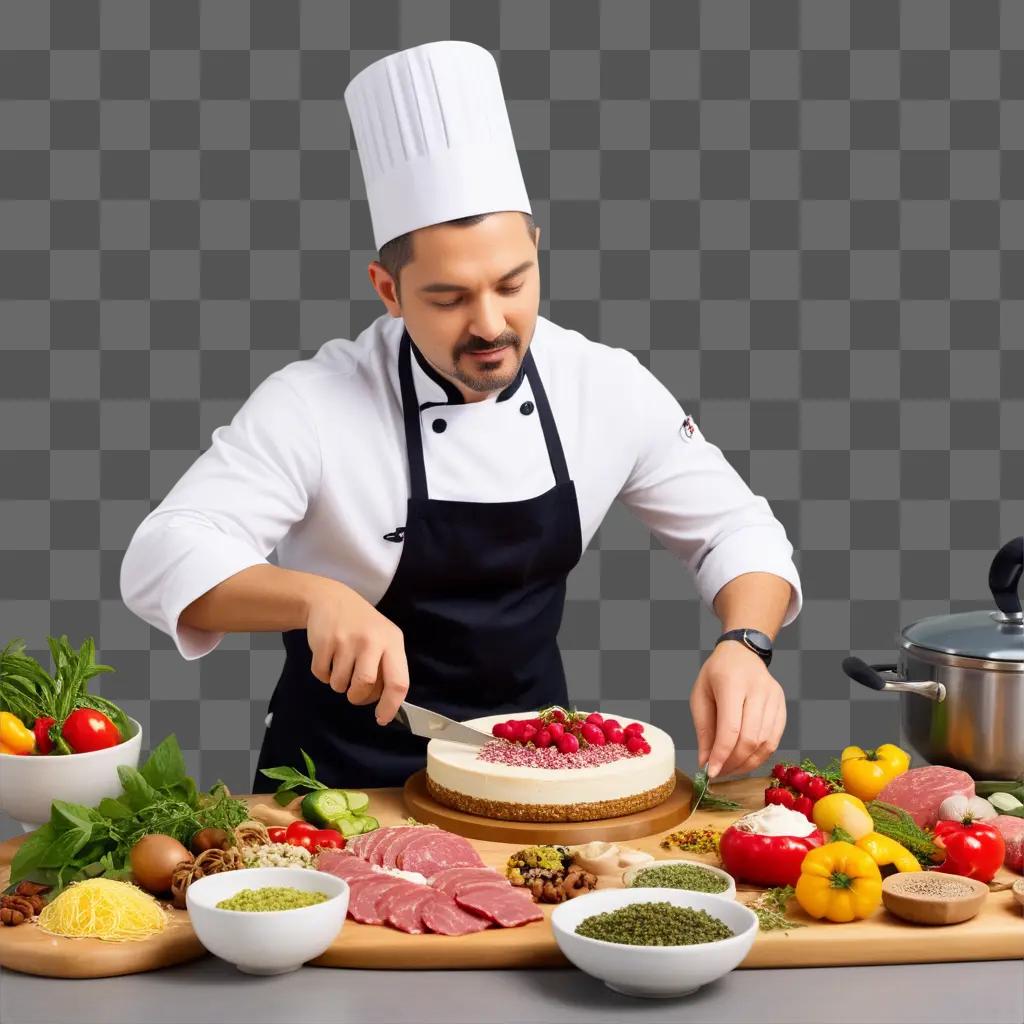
719, 820, 826, 887
934, 817, 1006, 883
33, 716, 56, 754
309, 828, 345, 851
267, 827, 287, 844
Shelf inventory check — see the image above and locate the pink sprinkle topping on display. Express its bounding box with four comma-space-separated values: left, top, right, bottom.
476, 739, 645, 770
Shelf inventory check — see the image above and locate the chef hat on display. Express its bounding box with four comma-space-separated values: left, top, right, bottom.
344, 40, 532, 250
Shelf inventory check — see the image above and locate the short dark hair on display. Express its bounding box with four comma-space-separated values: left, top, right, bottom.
378, 211, 537, 296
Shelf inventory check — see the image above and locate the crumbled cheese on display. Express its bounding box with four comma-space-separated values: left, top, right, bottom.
737, 805, 817, 837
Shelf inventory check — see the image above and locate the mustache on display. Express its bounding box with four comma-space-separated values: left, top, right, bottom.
457, 331, 521, 357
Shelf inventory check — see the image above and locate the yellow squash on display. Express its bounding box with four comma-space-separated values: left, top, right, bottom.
795, 841, 883, 923
812, 792, 873, 839
855, 831, 921, 873
0, 712, 35, 755
840, 744, 910, 802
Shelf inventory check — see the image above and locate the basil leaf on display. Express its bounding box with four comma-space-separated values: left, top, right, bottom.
51, 799, 105, 832
139, 733, 187, 791
8, 823, 59, 885
300, 749, 318, 782
117, 766, 161, 812
274, 788, 300, 807
98, 797, 133, 820
259, 766, 311, 785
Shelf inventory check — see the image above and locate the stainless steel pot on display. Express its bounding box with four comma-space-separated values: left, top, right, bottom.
843, 536, 1024, 780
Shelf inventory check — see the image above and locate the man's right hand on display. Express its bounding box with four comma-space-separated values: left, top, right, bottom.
304, 579, 410, 726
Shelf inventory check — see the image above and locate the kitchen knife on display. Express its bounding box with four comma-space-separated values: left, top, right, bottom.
392, 701, 494, 748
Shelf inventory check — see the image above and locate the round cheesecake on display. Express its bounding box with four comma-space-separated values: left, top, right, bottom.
426, 713, 677, 823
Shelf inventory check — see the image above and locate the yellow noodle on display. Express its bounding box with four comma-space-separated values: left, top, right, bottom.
36, 878, 168, 942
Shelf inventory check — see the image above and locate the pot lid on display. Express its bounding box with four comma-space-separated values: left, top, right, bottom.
902, 610, 1024, 663
901, 538, 1024, 662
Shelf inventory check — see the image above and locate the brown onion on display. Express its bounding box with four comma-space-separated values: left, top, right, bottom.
130, 834, 193, 894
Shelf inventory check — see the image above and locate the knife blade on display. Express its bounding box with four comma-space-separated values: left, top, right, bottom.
392, 701, 494, 748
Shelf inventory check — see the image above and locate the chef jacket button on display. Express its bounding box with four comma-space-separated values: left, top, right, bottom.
520, 401, 534, 416
432, 418, 447, 433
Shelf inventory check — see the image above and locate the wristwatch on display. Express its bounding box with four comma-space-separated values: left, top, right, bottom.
715, 628, 774, 666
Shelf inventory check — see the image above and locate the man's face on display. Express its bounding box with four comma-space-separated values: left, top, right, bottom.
371, 212, 541, 401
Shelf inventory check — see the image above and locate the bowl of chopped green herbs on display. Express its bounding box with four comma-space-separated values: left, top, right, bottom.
622, 859, 736, 900
550, 888, 757, 998
186, 867, 349, 975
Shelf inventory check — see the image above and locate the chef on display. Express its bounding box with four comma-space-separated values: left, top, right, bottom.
121, 41, 802, 791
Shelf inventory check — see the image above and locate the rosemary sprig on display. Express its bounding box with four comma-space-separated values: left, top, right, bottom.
749, 885, 805, 931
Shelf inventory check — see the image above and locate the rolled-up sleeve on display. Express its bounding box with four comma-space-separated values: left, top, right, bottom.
120, 374, 322, 660
615, 352, 802, 628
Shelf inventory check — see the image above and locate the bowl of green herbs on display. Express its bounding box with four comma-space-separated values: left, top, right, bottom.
622, 859, 736, 900
550, 888, 757, 998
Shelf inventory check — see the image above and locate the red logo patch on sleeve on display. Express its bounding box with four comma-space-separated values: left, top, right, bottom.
680, 414, 697, 441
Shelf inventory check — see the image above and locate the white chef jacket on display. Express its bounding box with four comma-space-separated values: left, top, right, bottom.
120, 314, 803, 660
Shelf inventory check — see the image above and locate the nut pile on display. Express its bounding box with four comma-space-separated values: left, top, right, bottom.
1, 881, 52, 926
505, 845, 598, 903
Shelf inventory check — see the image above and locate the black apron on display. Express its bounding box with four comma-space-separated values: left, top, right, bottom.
253, 330, 583, 790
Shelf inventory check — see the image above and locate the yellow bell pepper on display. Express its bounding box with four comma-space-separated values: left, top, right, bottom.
0, 712, 35, 755
795, 841, 883, 923
854, 831, 921, 873
812, 792, 874, 839
840, 744, 910, 802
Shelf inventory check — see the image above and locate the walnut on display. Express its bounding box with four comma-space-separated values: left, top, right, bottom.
14, 881, 50, 899
0, 895, 35, 926
527, 877, 568, 903
562, 868, 598, 899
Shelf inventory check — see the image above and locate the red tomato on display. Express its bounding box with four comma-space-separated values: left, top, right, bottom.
267, 827, 287, 844
934, 819, 1006, 883
61, 708, 121, 753
285, 820, 318, 840
310, 829, 345, 851
285, 834, 314, 851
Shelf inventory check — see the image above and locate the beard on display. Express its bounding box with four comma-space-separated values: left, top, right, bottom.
448, 328, 523, 393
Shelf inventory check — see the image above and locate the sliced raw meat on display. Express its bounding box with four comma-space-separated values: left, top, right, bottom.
387, 886, 439, 935
347, 877, 413, 925
419, 892, 492, 935
316, 850, 377, 880
429, 867, 509, 895
992, 815, 1024, 872
454, 883, 543, 928
378, 826, 440, 869
344, 832, 375, 857
363, 825, 421, 865
877, 766, 975, 829
398, 832, 485, 875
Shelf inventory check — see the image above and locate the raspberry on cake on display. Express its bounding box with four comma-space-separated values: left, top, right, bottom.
426, 711, 677, 823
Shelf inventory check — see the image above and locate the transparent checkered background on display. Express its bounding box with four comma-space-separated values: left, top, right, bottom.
2, 1, 1023, 822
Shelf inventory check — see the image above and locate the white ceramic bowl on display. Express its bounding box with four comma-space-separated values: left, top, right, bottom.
550, 888, 758, 998
0, 717, 143, 829
622, 859, 737, 900
186, 867, 349, 975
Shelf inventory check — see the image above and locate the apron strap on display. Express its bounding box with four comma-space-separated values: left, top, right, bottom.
398, 330, 572, 497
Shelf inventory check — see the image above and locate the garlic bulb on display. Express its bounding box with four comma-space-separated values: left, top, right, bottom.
937, 793, 997, 822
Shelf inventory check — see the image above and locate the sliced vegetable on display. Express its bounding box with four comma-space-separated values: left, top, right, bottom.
839, 744, 910, 802
301, 789, 352, 828
987, 792, 1023, 813
0, 711, 35, 754
356, 815, 379, 834
937, 793, 997, 822
795, 841, 882, 923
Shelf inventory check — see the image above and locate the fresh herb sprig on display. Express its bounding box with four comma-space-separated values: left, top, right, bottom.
799, 756, 843, 788
259, 749, 328, 805
749, 885, 805, 931
866, 800, 942, 867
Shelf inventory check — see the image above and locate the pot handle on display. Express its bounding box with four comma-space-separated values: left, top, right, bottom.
989, 536, 1024, 619
841, 657, 946, 702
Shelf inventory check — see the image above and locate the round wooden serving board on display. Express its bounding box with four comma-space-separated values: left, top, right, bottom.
402, 768, 693, 844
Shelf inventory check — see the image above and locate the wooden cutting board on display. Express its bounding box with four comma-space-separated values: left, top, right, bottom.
1, 776, 1021, 978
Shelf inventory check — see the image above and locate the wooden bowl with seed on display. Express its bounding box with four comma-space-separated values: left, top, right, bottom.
881, 872, 988, 926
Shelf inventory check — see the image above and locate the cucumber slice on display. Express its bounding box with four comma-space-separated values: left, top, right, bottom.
301, 789, 352, 827
335, 816, 363, 838
342, 790, 370, 814
356, 815, 379, 834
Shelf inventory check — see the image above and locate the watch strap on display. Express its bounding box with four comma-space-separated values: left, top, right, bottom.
716, 628, 773, 666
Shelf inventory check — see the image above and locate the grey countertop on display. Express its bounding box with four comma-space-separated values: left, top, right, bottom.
2, 957, 1023, 1024
3, 818, 1022, 1024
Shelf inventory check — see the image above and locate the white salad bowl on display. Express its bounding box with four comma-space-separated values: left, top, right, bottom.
186, 867, 349, 975
550, 887, 757, 999
0, 717, 143, 830
622, 859, 737, 900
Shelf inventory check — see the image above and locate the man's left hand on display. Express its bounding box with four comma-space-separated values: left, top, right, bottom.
689, 641, 787, 779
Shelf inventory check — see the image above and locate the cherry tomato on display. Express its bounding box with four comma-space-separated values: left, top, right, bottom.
806, 775, 832, 801
61, 708, 121, 753
285, 834, 314, 851
267, 827, 287, 843
310, 829, 345, 851
285, 820, 319, 841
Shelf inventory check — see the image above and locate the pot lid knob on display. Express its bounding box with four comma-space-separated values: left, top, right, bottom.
989, 536, 1023, 621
